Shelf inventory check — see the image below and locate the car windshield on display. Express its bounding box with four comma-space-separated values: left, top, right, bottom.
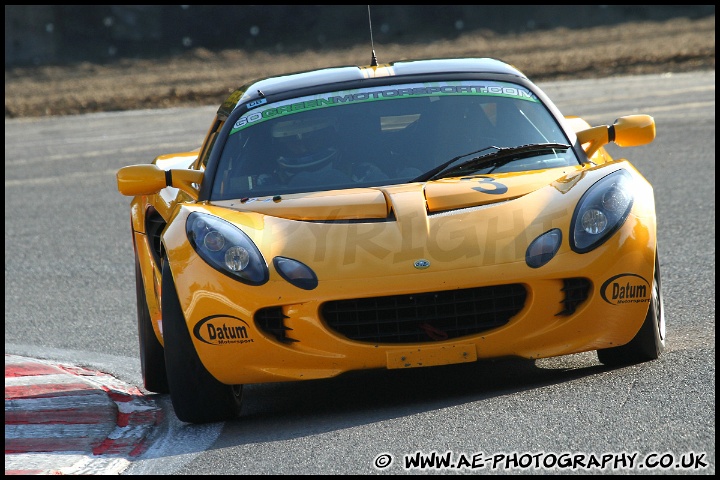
210, 80, 579, 200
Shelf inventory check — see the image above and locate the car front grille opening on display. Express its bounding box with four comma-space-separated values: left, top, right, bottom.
322, 284, 527, 344
556, 277, 591, 316
255, 307, 297, 344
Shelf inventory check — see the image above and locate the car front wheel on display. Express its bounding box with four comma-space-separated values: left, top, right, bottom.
161, 258, 243, 423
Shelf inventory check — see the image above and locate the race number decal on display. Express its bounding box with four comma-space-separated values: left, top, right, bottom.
472, 177, 508, 195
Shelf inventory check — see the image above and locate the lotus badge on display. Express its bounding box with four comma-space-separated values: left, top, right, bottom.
414, 259, 431, 270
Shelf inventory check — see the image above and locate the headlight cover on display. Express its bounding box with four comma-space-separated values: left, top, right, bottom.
273, 256, 318, 290
570, 169, 634, 253
526, 228, 562, 268
186, 212, 269, 285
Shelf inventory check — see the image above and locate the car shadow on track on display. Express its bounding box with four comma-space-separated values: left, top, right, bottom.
211, 351, 624, 445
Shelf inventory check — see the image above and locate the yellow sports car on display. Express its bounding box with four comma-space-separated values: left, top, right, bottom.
117, 57, 664, 424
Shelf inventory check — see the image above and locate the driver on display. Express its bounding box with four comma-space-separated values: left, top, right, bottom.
261, 116, 351, 188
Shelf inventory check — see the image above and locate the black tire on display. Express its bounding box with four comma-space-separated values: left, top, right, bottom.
135, 255, 169, 393
597, 254, 666, 366
161, 259, 243, 423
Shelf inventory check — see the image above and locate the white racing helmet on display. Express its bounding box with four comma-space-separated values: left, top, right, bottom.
272, 116, 338, 171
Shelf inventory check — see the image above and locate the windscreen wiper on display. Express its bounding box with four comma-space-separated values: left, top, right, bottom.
412, 143, 571, 182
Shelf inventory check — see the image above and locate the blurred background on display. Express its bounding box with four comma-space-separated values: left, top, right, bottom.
5, 5, 715, 68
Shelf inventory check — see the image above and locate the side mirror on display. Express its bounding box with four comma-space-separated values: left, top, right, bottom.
117, 164, 203, 200
576, 114, 656, 158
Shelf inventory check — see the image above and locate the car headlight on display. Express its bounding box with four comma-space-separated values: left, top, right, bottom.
186, 212, 269, 285
570, 170, 634, 253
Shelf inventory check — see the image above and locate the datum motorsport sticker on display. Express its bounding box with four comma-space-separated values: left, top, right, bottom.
194, 315, 254, 345
600, 273, 651, 305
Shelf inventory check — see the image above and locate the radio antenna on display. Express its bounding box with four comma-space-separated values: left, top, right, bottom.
367, 5, 378, 66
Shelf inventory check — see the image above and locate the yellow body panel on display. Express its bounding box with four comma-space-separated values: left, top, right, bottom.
135, 160, 657, 385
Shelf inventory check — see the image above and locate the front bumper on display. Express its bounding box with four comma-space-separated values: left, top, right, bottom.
162, 210, 655, 386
